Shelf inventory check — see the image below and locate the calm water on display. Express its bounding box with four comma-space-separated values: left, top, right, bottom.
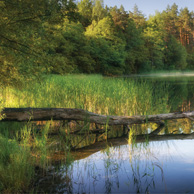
38, 75, 194, 193
60, 139, 194, 193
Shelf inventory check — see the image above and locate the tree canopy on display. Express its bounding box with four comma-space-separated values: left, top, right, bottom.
1, 0, 194, 85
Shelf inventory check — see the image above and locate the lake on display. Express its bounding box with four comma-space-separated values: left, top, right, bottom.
35, 74, 194, 193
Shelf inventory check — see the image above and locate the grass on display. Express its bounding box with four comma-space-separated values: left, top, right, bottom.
1, 74, 170, 116
0, 133, 35, 193
0, 74, 172, 192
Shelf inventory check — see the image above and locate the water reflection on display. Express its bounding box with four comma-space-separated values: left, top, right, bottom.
33, 75, 194, 193
53, 138, 194, 194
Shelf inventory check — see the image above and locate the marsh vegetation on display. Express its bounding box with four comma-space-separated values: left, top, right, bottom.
1, 74, 194, 192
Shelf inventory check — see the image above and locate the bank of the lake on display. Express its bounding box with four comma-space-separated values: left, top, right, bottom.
1, 74, 194, 193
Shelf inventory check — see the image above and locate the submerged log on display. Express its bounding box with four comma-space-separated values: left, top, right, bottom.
1, 108, 194, 125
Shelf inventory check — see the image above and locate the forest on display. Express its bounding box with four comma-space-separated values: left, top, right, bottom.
1, 0, 194, 86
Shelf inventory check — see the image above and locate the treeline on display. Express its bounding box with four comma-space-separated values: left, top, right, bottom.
1, 0, 194, 85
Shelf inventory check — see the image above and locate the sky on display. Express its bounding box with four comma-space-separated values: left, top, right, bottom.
103, 0, 194, 17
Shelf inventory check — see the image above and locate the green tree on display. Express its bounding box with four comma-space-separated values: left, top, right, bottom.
129, 5, 146, 29
77, 0, 93, 27
124, 19, 148, 73
163, 3, 179, 37
85, 15, 126, 75
144, 13, 166, 70
0, 0, 78, 85
109, 5, 129, 35
92, 0, 106, 22
0, 1, 47, 84
164, 35, 187, 70
45, 20, 94, 74
179, 7, 193, 50
109, 5, 147, 73
86, 16, 117, 40
87, 37, 125, 75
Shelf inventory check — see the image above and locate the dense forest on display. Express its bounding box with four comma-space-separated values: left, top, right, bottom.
1, 0, 194, 85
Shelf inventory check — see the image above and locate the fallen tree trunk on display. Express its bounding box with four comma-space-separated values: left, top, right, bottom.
1, 108, 194, 125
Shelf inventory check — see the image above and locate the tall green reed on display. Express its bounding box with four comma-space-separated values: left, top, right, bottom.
0, 120, 58, 192
0, 133, 35, 193
0, 74, 171, 192
1, 74, 170, 116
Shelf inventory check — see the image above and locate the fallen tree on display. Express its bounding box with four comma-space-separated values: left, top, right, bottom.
2, 108, 194, 150
1, 108, 194, 125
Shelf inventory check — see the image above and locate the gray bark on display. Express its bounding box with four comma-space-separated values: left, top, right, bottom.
1, 108, 194, 125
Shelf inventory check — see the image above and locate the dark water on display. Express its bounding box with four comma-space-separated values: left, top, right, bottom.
39, 75, 194, 193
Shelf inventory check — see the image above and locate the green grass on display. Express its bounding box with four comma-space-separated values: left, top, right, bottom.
0, 133, 35, 193
0, 74, 170, 116
0, 74, 171, 192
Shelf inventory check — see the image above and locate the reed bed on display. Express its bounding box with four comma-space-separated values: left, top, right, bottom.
0, 74, 171, 192
0, 74, 170, 116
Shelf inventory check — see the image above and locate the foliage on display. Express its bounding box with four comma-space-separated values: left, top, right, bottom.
44, 20, 94, 74
77, 0, 93, 27
164, 35, 187, 70
0, 0, 77, 85
92, 0, 106, 22
144, 13, 166, 71
1, 1, 194, 81
86, 19, 126, 75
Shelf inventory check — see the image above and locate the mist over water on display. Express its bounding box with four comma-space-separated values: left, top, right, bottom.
125, 71, 194, 78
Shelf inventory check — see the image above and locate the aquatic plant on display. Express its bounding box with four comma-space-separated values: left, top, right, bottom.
0, 74, 175, 192
0, 74, 170, 116
0, 134, 35, 193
